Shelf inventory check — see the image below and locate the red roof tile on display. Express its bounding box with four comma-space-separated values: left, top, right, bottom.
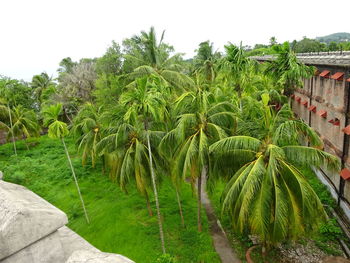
342, 125, 350, 135
333, 119, 340, 126
328, 119, 334, 124
331, 72, 344, 81
317, 110, 327, 118
301, 101, 308, 107
319, 70, 330, 78
295, 96, 301, 102
308, 105, 316, 112
340, 168, 350, 180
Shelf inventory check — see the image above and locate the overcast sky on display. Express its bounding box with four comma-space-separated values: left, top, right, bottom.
1, 0, 349, 81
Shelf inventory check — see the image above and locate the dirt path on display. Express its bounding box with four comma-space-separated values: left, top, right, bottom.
200, 175, 241, 263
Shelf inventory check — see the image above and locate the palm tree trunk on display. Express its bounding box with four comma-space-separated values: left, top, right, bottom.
146, 129, 166, 254
145, 192, 153, 217
197, 171, 202, 232
61, 137, 90, 224
175, 187, 185, 228
197, 165, 207, 232
7, 103, 16, 156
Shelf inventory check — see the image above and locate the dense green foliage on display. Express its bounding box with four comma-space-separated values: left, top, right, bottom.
0, 27, 344, 260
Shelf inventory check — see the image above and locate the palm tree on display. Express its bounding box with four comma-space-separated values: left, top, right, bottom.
97, 123, 162, 217
72, 103, 103, 167
123, 27, 194, 91
264, 42, 314, 96
161, 85, 236, 232
31, 72, 55, 107
193, 41, 220, 84
9, 105, 40, 149
42, 104, 90, 224
218, 43, 257, 104
0, 100, 17, 155
209, 94, 340, 248
118, 76, 167, 253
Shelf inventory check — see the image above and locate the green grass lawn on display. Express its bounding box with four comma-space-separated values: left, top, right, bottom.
0, 136, 220, 263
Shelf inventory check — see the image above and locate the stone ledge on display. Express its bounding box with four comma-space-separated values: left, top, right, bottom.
0, 180, 68, 260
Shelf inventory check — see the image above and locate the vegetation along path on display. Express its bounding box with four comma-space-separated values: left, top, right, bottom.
201, 175, 241, 263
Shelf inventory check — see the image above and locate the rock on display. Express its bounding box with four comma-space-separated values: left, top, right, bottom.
0, 180, 68, 260
58, 226, 100, 260
0, 231, 65, 263
66, 250, 135, 263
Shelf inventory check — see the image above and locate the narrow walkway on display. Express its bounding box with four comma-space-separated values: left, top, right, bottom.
201, 175, 241, 263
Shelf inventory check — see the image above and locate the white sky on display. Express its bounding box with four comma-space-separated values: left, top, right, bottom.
1, 0, 349, 81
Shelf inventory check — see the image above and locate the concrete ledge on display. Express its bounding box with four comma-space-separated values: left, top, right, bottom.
0, 180, 68, 260
58, 226, 99, 260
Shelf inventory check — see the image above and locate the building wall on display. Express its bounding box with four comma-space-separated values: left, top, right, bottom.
291, 68, 350, 221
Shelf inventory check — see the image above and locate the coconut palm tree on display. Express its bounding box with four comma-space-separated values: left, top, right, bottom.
8, 105, 40, 149
42, 103, 90, 224
96, 122, 162, 217
123, 27, 194, 91
218, 43, 258, 105
264, 42, 314, 96
0, 100, 16, 155
209, 94, 340, 247
117, 75, 167, 253
31, 72, 55, 107
72, 103, 103, 167
161, 84, 236, 232
193, 41, 221, 84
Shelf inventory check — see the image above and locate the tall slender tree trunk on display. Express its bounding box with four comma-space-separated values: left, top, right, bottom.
146, 129, 166, 254
145, 192, 153, 217
61, 137, 90, 224
197, 165, 207, 232
7, 103, 16, 156
175, 187, 185, 228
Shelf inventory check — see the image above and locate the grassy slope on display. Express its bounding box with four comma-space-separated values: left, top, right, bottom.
0, 136, 220, 263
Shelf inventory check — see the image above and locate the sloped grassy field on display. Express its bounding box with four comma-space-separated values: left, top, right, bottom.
0, 136, 220, 263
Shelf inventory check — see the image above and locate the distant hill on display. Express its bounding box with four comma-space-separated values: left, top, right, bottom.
316, 32, 350, 43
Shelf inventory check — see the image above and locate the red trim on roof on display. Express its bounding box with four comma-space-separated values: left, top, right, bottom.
328, 119, 334, 124
301, 101, 308, 107
319, 70, 330, 78
333, 119, 340, 126
340, 168, 350, 180
331, 72, 344, 81
319, 70, 331, 78
317, 110, 327, 118
342, 125, 350, 135
308, 105, 316, 112
295, 96, 301, 102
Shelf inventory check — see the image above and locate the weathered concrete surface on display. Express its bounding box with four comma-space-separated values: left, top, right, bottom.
66, 250, 135, 263
58, 226, 100, 260
0, 180, 68, 260
1, 231, 65, 263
